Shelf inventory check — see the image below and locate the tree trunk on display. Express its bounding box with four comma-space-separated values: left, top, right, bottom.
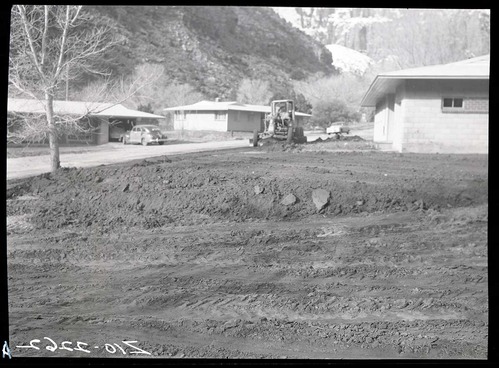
45, 92, 60, 172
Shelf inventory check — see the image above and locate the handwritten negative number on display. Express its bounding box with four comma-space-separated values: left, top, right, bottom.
16, 339, 40, 350
44, 337, 57, 352
15, 339, 150, 355
60, 341, 73, 352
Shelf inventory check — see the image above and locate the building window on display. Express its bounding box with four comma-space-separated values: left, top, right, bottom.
442, 98, 463, 108
174, 111, 186, 120
215, 111, 226, 121
442, 97, 488, 113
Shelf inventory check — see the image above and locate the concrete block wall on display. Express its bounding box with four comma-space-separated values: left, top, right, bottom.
465, 98, 489, 112
400, 79, 488, 153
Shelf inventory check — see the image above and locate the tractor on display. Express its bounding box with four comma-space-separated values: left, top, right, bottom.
250, 100, 307, 147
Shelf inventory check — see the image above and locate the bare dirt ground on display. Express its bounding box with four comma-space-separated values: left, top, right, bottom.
6, 138, 488, 359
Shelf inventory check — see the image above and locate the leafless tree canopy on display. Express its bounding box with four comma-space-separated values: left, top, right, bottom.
9, 5, 119, 99
8, 5, 162, 170
236, 79, 272, 106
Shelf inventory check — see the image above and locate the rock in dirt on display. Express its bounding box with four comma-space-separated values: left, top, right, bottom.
224, 320, 239, 329
312, 189, 330, 211
281, 194, 297, 206
254, 185, 264, 195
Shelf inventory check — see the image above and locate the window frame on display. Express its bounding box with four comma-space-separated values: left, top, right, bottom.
214, 111, 227, 121
442, 97, 464, 110
174, 110, 186, 120
441, 96, 488, 114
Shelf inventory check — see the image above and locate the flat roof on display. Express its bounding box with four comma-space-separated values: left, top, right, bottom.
361, 54, 490, 106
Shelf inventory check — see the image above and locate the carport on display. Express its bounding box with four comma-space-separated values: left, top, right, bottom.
7, 98, 166, 145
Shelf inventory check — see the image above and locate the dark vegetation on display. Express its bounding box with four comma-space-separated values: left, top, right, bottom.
77, 6, 336, 101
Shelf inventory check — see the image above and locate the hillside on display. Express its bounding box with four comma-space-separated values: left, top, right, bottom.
85, 6, 337, 100
324, 44, 373, 75
272, 7, 490, 72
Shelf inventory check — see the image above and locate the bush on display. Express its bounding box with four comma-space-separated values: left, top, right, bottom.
311, 99, 358, 128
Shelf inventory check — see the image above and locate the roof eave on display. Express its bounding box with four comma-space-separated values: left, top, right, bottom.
97, 114, 165, 119
360, 74, 489, 107
378, 74, 489, 79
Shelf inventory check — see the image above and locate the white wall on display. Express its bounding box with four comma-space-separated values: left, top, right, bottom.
373, 95, 396, 143
174, 111, 227, 131
373, 98, 387, 142
401, 79, 488, 153
392, 83, 407, 152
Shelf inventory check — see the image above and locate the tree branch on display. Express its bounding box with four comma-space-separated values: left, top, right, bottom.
54, 6, 71, 80
40, 5, 49, 67
16, 5, 44, 78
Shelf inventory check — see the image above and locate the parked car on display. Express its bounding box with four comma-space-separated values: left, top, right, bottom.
326, 123, 350, 136
123, 125, 167, 146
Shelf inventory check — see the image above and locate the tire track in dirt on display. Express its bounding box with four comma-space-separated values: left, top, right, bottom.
7, 150, 487, 359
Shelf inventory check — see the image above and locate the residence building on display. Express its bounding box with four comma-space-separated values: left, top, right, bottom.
360, 54, 489, 153
164, 100, 312, 132
7, 98, 165, 145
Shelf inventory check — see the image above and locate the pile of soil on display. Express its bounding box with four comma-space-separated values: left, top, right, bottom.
311, 135, 365, 143
7, 151, 487, 234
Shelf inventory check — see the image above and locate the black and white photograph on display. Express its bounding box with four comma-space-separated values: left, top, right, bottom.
4, 5, 489, 361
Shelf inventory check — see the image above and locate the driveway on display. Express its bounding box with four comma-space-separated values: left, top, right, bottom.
7, 140, 249, 180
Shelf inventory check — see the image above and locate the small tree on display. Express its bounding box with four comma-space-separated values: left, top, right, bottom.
311, 99, 359, 129
159, 83, 205, 131
270, 89, 313, 114
9, 5, 121, 172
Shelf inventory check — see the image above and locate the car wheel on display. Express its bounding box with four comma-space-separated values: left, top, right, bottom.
158, 141, 164, 145
141, 138, 148, 146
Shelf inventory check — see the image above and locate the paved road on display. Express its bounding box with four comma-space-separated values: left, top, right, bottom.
7, 129, 374, 181
7, 140, 250, 180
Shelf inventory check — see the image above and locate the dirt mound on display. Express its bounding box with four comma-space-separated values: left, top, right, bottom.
6, 151, 488, 234
312, 135, 365, 143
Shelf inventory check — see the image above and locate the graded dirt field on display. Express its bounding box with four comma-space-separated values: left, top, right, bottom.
6, 139, 488, 359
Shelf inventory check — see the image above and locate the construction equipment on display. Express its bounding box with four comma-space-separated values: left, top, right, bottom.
250, 100, 307, 147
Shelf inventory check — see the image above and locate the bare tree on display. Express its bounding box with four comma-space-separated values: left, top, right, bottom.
294, 73, 367, 110
73, 64, 164, 110
120, 63, 169, 113
162, 83, 205, 108
9, 5, 122, 172
236, 79, 272, 105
